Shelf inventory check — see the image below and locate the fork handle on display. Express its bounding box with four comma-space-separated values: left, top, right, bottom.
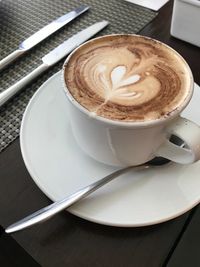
0, 63, 49, 107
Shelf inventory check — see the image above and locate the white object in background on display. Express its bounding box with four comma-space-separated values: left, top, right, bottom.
124, 0, 169, 11
171, 0, 200, 47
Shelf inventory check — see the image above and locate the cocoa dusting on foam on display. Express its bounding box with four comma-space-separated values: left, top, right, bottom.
64, 35, 191, 122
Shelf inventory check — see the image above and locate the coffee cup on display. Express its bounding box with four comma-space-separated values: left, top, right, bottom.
62, 34, 200, 167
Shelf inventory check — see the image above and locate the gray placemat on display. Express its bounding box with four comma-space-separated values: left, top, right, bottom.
0, 0, 157, 152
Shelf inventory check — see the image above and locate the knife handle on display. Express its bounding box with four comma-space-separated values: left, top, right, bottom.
0, 49, 25, 72
0, 63, 49, 108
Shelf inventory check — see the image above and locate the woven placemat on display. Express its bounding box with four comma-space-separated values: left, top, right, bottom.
0, 0, 157, 152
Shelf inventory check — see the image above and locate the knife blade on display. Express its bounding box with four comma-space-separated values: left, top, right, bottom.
42, 21, 108, 66
0, 5, 89, 71
0, 21, 109, 107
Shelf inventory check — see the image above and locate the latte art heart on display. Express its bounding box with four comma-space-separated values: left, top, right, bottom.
110, 66, 140, 90
107, 66, 141, 98
64, 35, 191, 122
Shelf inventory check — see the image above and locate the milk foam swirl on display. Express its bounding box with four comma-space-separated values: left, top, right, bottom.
64, 35, 191, 121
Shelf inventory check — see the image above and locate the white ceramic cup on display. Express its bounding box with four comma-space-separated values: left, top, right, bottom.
62, 35, 200, 167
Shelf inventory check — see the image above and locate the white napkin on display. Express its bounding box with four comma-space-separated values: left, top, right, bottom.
125, 0, 169, 11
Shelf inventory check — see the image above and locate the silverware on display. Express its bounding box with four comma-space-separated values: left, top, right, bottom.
5, 158, 170, 234
0, 21, 108, 107
0, 5, 89, 72
5, 164, 150, 233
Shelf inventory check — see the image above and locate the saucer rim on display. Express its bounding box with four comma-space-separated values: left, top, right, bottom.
20, 71, 200, 227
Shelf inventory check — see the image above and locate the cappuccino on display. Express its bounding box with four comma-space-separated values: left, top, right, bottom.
64, 35, 192, 122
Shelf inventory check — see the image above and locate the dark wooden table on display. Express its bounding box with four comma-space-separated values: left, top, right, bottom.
1, 1, 200, 266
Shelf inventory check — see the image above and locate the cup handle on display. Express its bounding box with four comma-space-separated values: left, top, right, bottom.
156, 117, 200, 164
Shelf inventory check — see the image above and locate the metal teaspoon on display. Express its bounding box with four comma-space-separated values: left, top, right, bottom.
5, 158, 170, 233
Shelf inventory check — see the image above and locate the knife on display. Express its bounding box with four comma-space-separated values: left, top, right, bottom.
0, 5, 89, 72
0, 21, 108, 107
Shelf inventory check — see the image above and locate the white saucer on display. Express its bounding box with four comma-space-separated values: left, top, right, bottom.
20, 71, 200, 227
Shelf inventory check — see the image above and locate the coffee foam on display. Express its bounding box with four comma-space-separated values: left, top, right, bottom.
64, 35, 191, 122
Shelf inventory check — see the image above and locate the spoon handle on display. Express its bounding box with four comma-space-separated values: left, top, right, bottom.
5, 164, 149, 233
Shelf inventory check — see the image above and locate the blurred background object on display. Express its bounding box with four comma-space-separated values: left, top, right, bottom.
124, 0, 169, 11
171, 0, 200, 47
